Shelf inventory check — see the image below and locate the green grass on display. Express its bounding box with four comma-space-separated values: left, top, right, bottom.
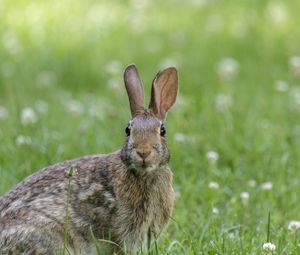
1, 0, 300, 254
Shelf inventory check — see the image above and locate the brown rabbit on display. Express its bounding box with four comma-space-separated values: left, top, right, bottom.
0, 64, 178, 254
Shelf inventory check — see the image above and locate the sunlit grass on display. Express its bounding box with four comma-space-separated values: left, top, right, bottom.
1, 0, 300, 254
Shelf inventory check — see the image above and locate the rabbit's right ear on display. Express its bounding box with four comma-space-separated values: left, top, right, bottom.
124, 64, 145, 117
149, 67, 178, 120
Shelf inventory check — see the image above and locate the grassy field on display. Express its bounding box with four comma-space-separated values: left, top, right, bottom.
1, 0, 300, 254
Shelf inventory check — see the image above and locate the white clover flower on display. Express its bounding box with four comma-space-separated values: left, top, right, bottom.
188, 0, 207, 7
2, 31, 22, 56
175, 190, 181, 199
129, 15, 147, 33
174, 133, 187, 142
274, 80, 289, 92
228, 232, 237, 240
261, 182, 273, 190
21, 107, 38, 126
248, 179, 257, 187
0, 106, 9, 119
290, 87, 300, 109
65, 99, 84, 116
208, 181, 219, 190
130, 0, 151, 10
206, 150, 219, 164
88, 105, 105, 120
105, 60, 122, 76
262, 242, 276, 253
240, 192, 250, 206
289, 56, 300, 77
215, 94, 232, 112
212, 207, 219, 215
107, 78, 122, 92
267, 2, 287, 25
288, 220, 300, 234
206, 14, 223, 34
16, 135, 32, 146
216, 57, 239, 81
36, 71, 57, 87
174, 95, 187, 108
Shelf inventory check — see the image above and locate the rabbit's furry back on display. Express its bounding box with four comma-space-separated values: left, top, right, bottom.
0, 64, 178, 254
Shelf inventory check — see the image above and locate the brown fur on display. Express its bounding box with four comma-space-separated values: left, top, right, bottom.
0, 64, 178, 254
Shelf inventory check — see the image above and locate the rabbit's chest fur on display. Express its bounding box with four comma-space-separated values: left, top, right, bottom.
76, 163, 174, 252
112, 166, 174, 250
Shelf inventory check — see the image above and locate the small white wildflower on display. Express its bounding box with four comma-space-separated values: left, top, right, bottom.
212, 207, 219, 215
215, 94, 232, 112
228, 232, 236, 240
261, 182, 273, 190
206, 150, 219, 164
88, 105, 105, 120
174, 133, 187, 142
259, 119, 272, 129
21, 107, 38, 126
35, 100, 48, 114
175, 190, 181, 199
16, 135, 32, 146
188, 0, 207, 7
274, 80, 289, 92
175, 95, 188, 108
262, 242, 276, 253
130, 0, 151, 10
107, 78, 122, 91
0, 106, 9, 119
2, 31, 21, 56
206, 14, 223, 34
231, 20, 248, 39
289, 56, 300, 77
248, 179, 257, 187
105, 60, 122, 76
290, 87, 300, 108
130, 15, 147, 33
65, 99, 84, 116
240, 192, 250, 206
36, 71, 57, 87
288, 220, 300, 234
208, 181, 219, 190
267, 2, 287, 25
217, 57, 239, 81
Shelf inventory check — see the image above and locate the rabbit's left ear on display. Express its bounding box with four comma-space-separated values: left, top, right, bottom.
124, 64, 145, 117
149, 67, 178, 120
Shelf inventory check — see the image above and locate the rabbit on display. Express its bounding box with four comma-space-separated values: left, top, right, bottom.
0, 64, 179, 255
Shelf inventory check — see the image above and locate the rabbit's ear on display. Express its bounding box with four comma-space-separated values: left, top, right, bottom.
124, 64, 145, 117
149, 67, 178, 120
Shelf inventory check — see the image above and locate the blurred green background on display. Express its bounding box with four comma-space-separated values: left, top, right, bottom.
1, 0, 300, 253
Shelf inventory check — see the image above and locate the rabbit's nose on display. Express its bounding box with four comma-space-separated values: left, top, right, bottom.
137, 150, 151, 160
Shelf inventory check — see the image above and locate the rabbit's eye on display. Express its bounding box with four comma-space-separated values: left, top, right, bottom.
125, 126, 131, 137
160, 124, 166, 137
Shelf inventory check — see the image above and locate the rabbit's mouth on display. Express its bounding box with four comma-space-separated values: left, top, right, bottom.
128, 159, 159, 173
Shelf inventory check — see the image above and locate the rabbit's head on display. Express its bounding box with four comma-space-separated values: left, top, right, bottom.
121, 65, 178, 173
